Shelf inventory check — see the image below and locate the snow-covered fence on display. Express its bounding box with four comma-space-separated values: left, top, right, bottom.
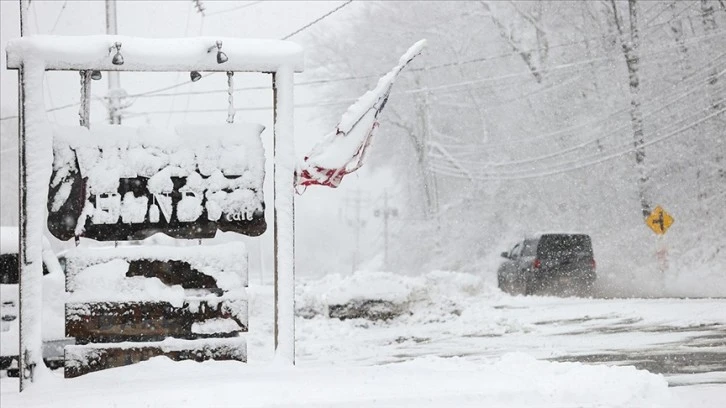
6, 35, 303, 390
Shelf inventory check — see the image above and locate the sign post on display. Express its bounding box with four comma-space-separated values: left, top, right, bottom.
645, 205, 674, 274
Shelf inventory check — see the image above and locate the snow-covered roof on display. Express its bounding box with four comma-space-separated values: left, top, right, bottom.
6, 35, 304, 72
526, 231, 591, 239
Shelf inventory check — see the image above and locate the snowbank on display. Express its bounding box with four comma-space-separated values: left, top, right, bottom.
1, 352, 670, 407
296, 270, 501, 321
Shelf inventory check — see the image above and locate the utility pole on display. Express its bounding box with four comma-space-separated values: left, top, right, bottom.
105, 0, 123, 124
351, 189, 363, 275
342, 188, 368, 275
374, 189, 398, 271
193, 0, 206, 16
20, 0, 28, 36
382, 191, 389, 270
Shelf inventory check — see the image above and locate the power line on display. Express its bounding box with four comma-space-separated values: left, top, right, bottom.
167, 1, 195, 127
2, 36, 722, 123
121, 28, 726, 105
205, 1, 262, 17
281, 1, 353, 40
125, 23, 726, 101
435, 63, 725, 162
435, 54, 726, 154
434, 84, 725, 175
432, 108, 726, 181
430, 102, 726, 181
192, 0, 205, 16
83, 6, 710, 105
2, 17, 723, 122
116, 1, 353, 99
50, 1, 68, 34
69, 46, 726, 122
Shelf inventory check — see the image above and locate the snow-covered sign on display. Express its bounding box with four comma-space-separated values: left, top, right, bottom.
48, 124, 267, 241
295, 39, 427, 191
7, 33, 301, 389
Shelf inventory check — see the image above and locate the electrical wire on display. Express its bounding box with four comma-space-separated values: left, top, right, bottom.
50, 1, 68, 34
429, 103, 726, 181
430, 97, 725, 181
205, 1, 262, 17
433, 74, 725, 169
166, 1, 194, 127
122, 6, 717, 105
121, 28, 726, 113
121, 25, 726, 101
2, 10, 723, 122
281, 1, 353, 40
434, 57, 725, 158
120, 43, 725, 120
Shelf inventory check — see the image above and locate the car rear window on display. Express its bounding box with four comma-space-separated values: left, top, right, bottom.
537, 235, 593, 258
521, 239, 538, 256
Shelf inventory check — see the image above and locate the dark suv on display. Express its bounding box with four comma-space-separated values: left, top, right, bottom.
497, 233, 596, 297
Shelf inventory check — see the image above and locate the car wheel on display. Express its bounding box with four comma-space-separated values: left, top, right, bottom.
524, 276, 539, 296
580, 282, 595, 298
497, 275, 507, 293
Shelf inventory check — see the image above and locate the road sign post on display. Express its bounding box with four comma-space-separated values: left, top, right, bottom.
645, 206, 674, 275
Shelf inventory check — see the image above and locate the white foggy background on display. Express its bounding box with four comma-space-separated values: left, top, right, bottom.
1, 1, 724, 298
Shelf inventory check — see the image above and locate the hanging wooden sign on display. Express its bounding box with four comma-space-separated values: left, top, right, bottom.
47, 124, 267, 241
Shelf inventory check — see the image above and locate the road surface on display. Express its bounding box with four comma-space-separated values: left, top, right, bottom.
282, 287, 726, 388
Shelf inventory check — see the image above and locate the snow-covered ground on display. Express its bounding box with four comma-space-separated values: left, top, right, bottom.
2, 270, 725, 407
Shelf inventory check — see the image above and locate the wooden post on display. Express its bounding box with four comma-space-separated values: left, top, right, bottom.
272, 66, 295, 365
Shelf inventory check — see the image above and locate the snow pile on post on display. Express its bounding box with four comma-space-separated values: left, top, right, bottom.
295, 39, 427, 191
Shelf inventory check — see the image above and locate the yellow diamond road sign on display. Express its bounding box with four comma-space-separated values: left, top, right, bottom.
646, 206, 674, 235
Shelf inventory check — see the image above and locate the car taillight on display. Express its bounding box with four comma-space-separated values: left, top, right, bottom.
590, 258, 596, 270
533, 259, 541, 269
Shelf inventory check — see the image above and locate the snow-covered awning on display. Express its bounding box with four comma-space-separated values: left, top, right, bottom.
6, 35, 304, 72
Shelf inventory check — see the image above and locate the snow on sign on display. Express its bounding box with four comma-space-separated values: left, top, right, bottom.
645, 205, 674, 235
295, 39, 427, 191
48, 124, 267, 241
61, 244, 249, 378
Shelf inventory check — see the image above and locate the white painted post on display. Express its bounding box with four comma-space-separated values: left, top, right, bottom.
18, 0, 46, 392
272, 65, 295, 365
